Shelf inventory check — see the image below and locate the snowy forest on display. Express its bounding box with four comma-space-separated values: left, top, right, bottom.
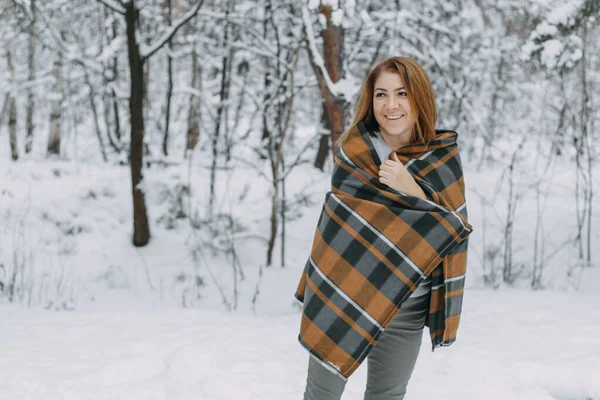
1, 0, 599, 398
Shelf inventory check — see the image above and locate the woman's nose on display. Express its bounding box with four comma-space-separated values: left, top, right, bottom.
386, 96, 399, 109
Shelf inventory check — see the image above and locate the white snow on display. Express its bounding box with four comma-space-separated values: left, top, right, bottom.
523, 0, 587, 69
97, 36, 125, 64
2, 2, 600, 399
1, 139, 599, 398
321, 0, 340, 9
308, 0, 321, 10
139, 1, 204, 59
545, 0, 583, 27
331, 8, 344, 26
540, 39, 564, 68
2, 289, 599, 399
332, 78, 361, 101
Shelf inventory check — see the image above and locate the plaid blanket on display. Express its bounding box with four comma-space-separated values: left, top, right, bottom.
295, 122, 473, 380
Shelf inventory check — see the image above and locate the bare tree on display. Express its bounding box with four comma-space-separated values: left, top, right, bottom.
5, 46, 19, 161
208, 0, 234, 216
24, 0, 36, 154
264, 7, 302, 267
83, 69, 109, 162
575, 20, 593, 265
8, 95, 19, 161
47, 49, 63, 157
525, 0, 599, 269
98, 0, 206, 246
259, 0, 273, 160
501, 140, 526, 284
101, 5, 124, 154
301, 2, 349, 170
185, 50, 201, 156
162, 0, 175, 156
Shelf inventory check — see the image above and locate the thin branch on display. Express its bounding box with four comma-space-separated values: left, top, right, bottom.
94, 0, 125, 15
230, 39, 295, 73
0, 94, 9, 124
274, 41, 302, 174
197, 13, 298, 73
139, 0, 206, 60
0, 75, 54, 96
31, 2, 104, 74
281, 132, 321, 181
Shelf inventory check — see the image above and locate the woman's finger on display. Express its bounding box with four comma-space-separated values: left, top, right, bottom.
380, 166, 393, 175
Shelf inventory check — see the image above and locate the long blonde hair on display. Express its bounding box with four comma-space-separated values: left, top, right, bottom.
336, 57, 437, 147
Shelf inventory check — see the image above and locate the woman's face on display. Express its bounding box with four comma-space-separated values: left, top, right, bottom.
372, 71, 417, 148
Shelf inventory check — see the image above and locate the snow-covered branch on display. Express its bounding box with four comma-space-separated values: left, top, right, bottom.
521, 0, 598, 70
300, 4, 338, 96
0, 75, 55, 96
33, 2, 104, 74
94, 0, 125, 15
194, 10, 298, 73
139, 0, 206, 60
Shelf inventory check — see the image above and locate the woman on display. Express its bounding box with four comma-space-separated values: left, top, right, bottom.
295, 57, 473, 400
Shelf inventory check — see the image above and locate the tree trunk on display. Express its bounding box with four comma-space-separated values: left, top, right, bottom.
579, 22, 592, 264
185, 50, 201, 156
104, 86, 122, 153
265, 35, 300, 267
103, 6, 123, 154
266, 176, 278, 266
162, 0, 174, 156
5, 47, 19, 161
314, 102, 329, 170
259, 0, 272, 160
263, 0, 277, 266
112, 86, 122, 141
280, 156, 286, 268
209, 1, 232, 216
125, 0, 151, 246
84, 71, 108, 162
142, 41, 150, 153
110, 14, 122, 144
47, 51, 63, 157
9, 96, 18, 161
25, 0, 36, 154
308, 4, 347, 170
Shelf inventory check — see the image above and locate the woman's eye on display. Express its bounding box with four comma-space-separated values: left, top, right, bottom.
375, 93, 385, 97
398, 91, 407, 96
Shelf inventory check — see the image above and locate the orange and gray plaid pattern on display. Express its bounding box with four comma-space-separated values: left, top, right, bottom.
295, 122, 473, 380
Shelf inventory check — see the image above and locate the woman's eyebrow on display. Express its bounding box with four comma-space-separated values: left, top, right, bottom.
374, 87, 406, 91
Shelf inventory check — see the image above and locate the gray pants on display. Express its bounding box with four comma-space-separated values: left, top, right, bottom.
303, 293, 429, 400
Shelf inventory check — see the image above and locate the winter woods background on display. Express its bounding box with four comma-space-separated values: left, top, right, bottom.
1, 0, 599, 311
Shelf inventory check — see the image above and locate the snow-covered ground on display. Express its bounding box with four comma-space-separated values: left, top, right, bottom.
1, 135, 599, 399
2, 289, 599, 400
2, 0, 599, 398
2, 151, 599, 313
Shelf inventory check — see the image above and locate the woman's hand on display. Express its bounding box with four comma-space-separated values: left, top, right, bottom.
378, 152, 428, 200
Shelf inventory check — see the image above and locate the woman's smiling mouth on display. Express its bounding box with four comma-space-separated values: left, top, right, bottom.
385, 115, 404, 120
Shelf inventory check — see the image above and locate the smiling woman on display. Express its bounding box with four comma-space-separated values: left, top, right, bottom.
296, 57, 472, 400
336, 57, 438, 150
372, 71, 418, 148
